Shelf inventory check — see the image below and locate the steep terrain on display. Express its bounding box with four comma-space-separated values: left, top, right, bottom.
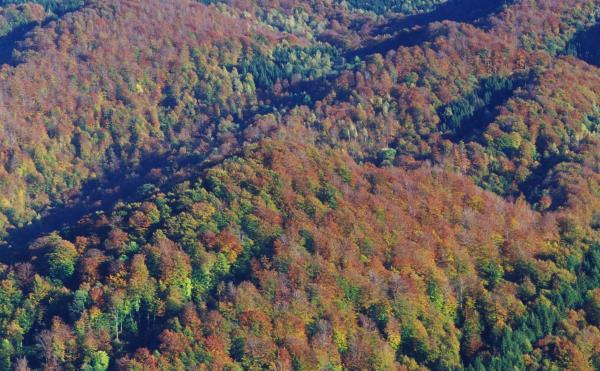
0, 0, 598, 369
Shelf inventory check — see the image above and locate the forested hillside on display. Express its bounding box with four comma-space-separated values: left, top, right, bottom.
0, 0, 598, 369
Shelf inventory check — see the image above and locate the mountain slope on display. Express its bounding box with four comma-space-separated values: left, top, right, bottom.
0, 0, 598, 369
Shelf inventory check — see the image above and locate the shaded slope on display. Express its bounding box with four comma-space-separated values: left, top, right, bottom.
0, 2, 47, 65
0, 137, 566, 369
374, 0, 513, 34
347, 0, 514, 57
567, 22, 600, 67
0, 0, 597, 369
0, 0, 278, 230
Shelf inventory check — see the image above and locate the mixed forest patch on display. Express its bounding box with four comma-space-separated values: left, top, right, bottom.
0, 0, 598, 369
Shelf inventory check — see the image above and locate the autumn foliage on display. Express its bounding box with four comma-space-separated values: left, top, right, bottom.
0, 0, 598, 369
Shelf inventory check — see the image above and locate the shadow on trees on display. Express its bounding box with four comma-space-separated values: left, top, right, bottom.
0, 149, 231, 263
269, 72, 341, 110
0, 3, 86, 66
436, 71, 581, 209
0, 55, 342, 267
0, 21, 40, 66
374, 0, 513, 35
519, 154, 569, 207
347, 26, 437, 58
439, 72, 532, 140
348, 0, 513, 58
566, 22, 600, 67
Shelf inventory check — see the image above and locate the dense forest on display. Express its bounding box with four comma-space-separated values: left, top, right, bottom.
0, 0, 598, 369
